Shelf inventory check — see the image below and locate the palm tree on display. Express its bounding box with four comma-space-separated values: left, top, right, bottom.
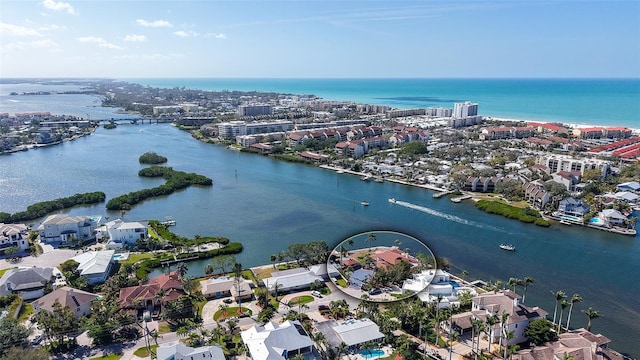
486, 314, 498, 352
502, 329, 515, 360
508, 277, 522, 295
175, 262, 188, 279
565, 293, 583, 331
552, 290, 566, 327
233, 262, 244, 312
365, 232, 376, 251
521, 277, 534, 303
558, 299, 569, 332
583, 307, 601, 332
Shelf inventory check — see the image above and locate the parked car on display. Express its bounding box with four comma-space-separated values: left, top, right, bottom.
311, 291, 323, 298
223, 298, 233, 304
318, 305, 329, 311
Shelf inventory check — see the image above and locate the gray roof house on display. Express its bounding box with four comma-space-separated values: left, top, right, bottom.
70, 250, 115, 284
263, 269, 324, 294
241, 320, 315, 360
156, 342, 225, 360
0, 267, 59, 300
37, 214, 100, 244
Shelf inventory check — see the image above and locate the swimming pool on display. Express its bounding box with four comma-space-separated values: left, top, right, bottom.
360, 349, 385, 359
589, 217, 605, 226
450, 280, 460, 288
113, 254, 122, 259
561, 214, 582, 222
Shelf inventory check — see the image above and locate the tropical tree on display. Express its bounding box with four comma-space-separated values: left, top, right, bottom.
551, 291, 566, 328
365, 232, 376, 251
558, 299, 569, 332
565, 293, 583, 331
521, 277, 534, 303
524, 319, 557, 346
583, 307, 601, 332
233, 262, 244, 311
0, 317, 31, 357
485, 314, 498, 352
508, 277, 522, 295
175, 262, 189, 279
502, 329, 514, 360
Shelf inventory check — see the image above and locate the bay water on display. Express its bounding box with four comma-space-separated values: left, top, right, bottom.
0, 79, 639, 355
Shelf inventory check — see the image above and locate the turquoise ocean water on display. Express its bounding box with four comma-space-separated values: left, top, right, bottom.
127, 78, 640, 128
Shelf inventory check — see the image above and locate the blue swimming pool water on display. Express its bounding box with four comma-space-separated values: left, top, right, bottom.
450, 280, 460, 288
589, 217, 605, 226
360, 349, 385, 359
113, 254, 122, 259
561, 215, 582, 222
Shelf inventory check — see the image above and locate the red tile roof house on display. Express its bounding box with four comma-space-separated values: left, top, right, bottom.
118, 271, 185, 319
373, 247, 419, 269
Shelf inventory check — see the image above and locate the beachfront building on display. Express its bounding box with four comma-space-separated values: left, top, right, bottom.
156, 342, 225, 360
218, 120, 294, 140
0, 223, 29, 253
599, 209, 628, 226
33, 287, 99, 318
512, 328, 620, 360
524, 181, 552, 210
37, 214, 100, 245
70, 250, 115, 285
241, 320, 315, 360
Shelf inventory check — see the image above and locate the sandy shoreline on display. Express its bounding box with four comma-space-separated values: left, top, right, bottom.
487, 116, 640, 134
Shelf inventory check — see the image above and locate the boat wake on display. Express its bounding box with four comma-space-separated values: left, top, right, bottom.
390, 198, 507, 233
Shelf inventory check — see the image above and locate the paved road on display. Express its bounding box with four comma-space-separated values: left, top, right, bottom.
0, 243, 76, 270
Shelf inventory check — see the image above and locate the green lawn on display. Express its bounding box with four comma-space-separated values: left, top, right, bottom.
213, 306, 252, 321
90, 354, 122, 360
0, 267, 16, 278
18, 303, 34, 322
336, 278, 347, 288
133, 345, 158, 358
288, 295, 314, 306
157, 321, 171, 334
120, 252, 154, 266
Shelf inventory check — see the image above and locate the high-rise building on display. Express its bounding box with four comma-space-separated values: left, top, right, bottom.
453, 102, 478, 118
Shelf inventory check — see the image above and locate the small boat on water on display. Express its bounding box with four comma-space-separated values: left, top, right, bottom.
361, 201, 369, 206
374, 177, 384, 183
388, 198, 397, 203
499, 244, 516, 251
361, 175, 372, 182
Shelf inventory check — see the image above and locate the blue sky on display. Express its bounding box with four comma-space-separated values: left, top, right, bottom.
1, 0, 639, 78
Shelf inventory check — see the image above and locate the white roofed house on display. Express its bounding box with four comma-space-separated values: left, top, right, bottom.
263, 268, 324, 294
598, 209, 628, 226
199, 276, 253, 301
241, 320, 316, 360
70, 250, 115, 284
0, 223, 30, 253
331, 318, 385, 351
37, 214, 100, 245
104, 219, 148, 249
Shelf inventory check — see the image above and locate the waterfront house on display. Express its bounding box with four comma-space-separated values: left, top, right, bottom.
557, 197, 590, 218
404, 269, 477, 309
599, 209, 628, 226
33, 286, 99, 318
70, 250, 115, 285
37, 214, 100, 245
104, 219, 148, 249
469, 290, 548, 346
0, 267, 61, 300
156, 342, 225, 360
199, 276, 252, 301
0, 223, 29, 253
372, 246, 419, 268
512, 328, 620, 360
241, 320, 315, 360
524, 182, 551, 209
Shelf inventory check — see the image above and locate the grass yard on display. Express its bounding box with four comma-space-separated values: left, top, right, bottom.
133, 345, 158, 358
120, 252, 154, 266
213, 306, 252, 321
157, 321, 171, 334
288, 295, 314, 306
90, 354, 122, 360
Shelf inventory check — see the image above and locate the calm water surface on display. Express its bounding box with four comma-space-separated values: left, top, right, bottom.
0, 124, 638, 356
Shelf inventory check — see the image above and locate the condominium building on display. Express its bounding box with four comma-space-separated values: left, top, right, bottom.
237, 104, 273, 117
453, 101, 478, 118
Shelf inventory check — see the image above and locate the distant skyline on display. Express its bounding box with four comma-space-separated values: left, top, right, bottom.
1, 0, 639, 79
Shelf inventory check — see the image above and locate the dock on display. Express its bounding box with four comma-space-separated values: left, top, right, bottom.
161, 255, 199, 266
433, 190, 454, 199
451, 195, 472, 203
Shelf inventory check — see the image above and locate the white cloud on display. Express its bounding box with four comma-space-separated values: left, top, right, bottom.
136, 19, 172, 28
124, 34, 147, 42
4, 39, 58, 51
115, 53, 184, 60
0, 22, 43, 36
41, 0, 78, 15
77, 36, 122, 50
205, 33, 226, 39
38, 24, 65, 31
173, 30, 200, 37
